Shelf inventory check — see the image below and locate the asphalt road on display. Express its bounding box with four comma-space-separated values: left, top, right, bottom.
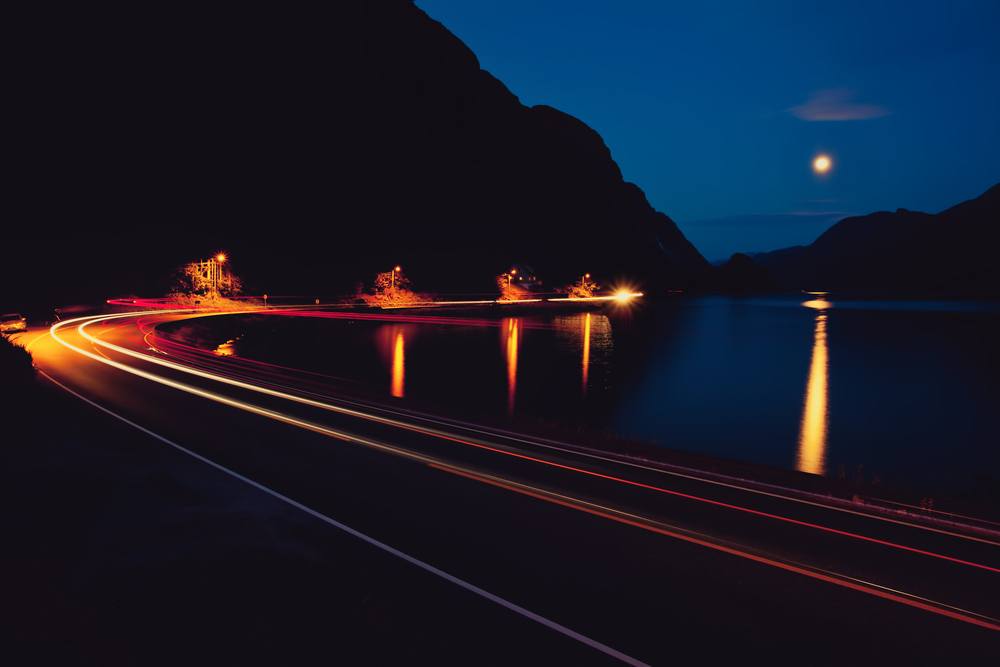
12, 311, 1000, 665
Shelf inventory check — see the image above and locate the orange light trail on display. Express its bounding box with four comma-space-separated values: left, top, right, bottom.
105, 292, 641, 311
21, 320, 1000, 637
28, 356, 646, 666
52, 313, 1000, 580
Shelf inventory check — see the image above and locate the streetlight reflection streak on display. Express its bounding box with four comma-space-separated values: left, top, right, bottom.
797, 299, 830, 475
582, 312, 591, 398
505, 318, 519, 415
391, 331, 405, 398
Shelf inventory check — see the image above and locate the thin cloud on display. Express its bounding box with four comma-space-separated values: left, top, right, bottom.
683, 212, 853, 227
784, 210, 853, 216
787, 88, 890, 121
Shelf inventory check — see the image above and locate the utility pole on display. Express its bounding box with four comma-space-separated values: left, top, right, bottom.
213, 253, 227, 296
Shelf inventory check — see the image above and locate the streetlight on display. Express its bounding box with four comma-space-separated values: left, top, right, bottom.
213, 253, 227, 295
508, 269, 517, 290
391, 266, 401, 289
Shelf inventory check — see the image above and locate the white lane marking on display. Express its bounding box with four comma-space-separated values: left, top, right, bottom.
67, 313, 1000, 547
40, 322, 646, 666
36, 367, 648, 667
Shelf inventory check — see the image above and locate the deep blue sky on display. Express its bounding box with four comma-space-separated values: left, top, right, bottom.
414, 1, 999, 260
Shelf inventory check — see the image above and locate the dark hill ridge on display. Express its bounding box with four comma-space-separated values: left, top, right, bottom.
6, 1, 764, 307
717, 253, 782, 292
338, 1, 714, 294
754, 184, 1000, 293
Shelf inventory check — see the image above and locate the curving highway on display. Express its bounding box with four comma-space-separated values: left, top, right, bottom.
16, 309, 1000, 664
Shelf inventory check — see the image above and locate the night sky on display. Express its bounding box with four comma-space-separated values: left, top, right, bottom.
415, 1, 999, 261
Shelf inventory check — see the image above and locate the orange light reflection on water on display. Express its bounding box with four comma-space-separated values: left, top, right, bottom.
582, 312, 591, 397
391, 331, 405, 398
797, 298, 830, 474
503, 318, 519, 415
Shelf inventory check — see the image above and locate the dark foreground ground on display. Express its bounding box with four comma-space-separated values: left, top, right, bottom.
1, 380, 615, 666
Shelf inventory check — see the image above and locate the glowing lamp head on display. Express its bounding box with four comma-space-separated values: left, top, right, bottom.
216, 253, 227, 262
394, 266, 401, 272
813, 156, 831, 173
585, 273, 590, 278
511, 269, 516, 274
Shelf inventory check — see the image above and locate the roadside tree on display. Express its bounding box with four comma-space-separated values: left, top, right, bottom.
557, 274, 600, 298
167, 256, 243, 299
362, 270, 422, 307
495, 272, 525, 301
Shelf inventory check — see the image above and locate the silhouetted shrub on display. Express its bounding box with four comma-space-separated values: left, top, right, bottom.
0, 335, 36, 395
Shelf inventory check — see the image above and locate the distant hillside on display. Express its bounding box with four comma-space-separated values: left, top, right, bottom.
8, 1, 768, 308
716, 254, 781, 291
754, 184, 1000, 293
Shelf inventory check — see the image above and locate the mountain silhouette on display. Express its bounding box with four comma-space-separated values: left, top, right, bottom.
8, 1, 771, 307
754, 184, 999, 293
717, 254, 782, 291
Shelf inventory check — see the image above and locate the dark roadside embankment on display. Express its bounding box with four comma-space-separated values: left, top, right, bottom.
0, 333, 598, 666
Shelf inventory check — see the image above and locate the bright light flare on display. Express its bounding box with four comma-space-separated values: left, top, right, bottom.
615, 290, 642, 301
216, 253, 227, 263
813, 156, 831, 173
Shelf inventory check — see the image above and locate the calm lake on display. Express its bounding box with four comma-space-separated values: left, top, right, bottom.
213, 295, 1000, 494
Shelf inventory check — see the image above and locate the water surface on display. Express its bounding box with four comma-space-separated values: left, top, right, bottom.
218, 295, 1000, 493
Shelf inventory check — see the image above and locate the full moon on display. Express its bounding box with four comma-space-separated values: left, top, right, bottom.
813, 156, 831, 173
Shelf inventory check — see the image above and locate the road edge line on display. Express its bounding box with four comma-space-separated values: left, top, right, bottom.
36, 368, 650, 667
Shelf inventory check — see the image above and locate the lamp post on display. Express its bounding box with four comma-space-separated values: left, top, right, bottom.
508, 269, 517, 290
214, 253, 227, 296
392, 266, 401, 289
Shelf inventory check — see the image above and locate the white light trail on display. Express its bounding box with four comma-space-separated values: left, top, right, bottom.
52, 313, 1000, 548
43, 313, 1000, 632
